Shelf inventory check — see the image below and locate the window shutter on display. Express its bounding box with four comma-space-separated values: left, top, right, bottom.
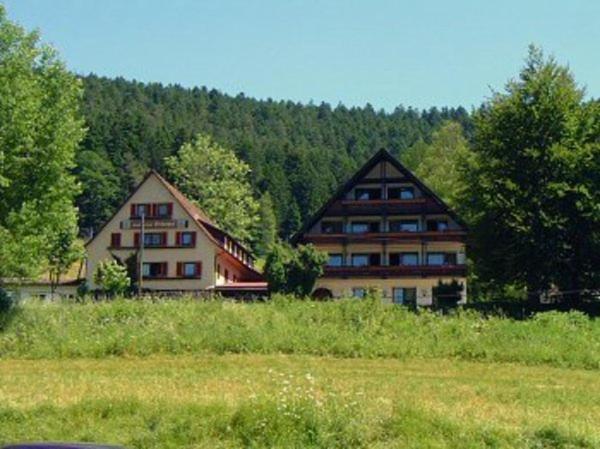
111, 233, 121, 248
134, 233, 140, 247
130, 204, 137, 217
151, 204, 157, 217
191, 232, 197, 247
161, 232, 168, 246
195, 262, 202, 278
177, 262, 183, 277
167, 203, 173, 217
175, 232, 181, 246
160, 262, 168, 277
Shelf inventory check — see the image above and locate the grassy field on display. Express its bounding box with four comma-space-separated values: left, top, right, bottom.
1, 297, 599, 368
1, 298, 599, 448
1, 354, 599, 448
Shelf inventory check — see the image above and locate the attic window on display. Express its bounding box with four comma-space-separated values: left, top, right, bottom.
354, 188, 381, 201
388, 186, 415, 200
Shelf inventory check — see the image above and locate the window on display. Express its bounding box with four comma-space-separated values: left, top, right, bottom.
388, 220, 419, 232
142, 262, 167, 278
427, 253, 457, 265
392, 287, 417, 306
110, 233, 121, 248
388, 186, 415, 200
352, 288, 366, 299
178, 262, 202, 278
131, 203, 150, 218
354, 188, 382, 200
321, 221, 343, 234
427, 219, 449, 232
327, 254, 343, 267
351, 253, 380, 267
156, 203, 172, 218
224, 269, 229, 282
177, 231, 196, 247
349, 221, 380, 234
143, 232, 166, 247
389, 252, 419, 266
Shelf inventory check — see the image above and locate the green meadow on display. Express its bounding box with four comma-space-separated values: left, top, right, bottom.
1, 298, 599, 448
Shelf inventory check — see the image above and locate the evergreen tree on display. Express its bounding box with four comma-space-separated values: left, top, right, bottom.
256, 193, 277, 257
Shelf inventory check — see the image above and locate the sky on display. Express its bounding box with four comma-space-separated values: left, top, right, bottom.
3, 0, 599, 111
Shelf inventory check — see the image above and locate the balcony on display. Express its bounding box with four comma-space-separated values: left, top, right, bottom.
325, 197, 446, 216
323, 264, 467, 278
302, 229, 467, 244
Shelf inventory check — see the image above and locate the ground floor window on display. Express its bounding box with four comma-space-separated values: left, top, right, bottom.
392, 287, 417, 306
177, 262, 202, 278
142, 262, 168, 278
351, 287, 366, 299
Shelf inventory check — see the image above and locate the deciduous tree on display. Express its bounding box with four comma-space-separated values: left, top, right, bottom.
0, 6, 85, 279
165, 134, 259, 246
463, 46, 600, 300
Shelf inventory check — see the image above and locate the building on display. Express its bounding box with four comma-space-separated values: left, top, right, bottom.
292, 149, 468, 305
85, 170, 266, 295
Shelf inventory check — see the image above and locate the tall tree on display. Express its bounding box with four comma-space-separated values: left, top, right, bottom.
0, 5, 85, 279
75, 150, 123, 233
463, 46, 600, 300
165, 134, 259, 246
401, 121, 471, 208
256, 193, 277, 257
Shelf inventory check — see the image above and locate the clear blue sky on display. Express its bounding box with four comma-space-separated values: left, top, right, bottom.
4, 0, 599, 110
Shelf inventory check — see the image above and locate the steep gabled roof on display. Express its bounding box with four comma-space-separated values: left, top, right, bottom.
85, 170, 261, 277
291, 148, 467, 244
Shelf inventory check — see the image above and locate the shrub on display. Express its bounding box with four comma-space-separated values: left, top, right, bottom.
93, 260, 130, 297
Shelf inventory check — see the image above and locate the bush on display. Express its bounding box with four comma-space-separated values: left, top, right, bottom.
264, 242, 327, 296
93, 260, 130, 297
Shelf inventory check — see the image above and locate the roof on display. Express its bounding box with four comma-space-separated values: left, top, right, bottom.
291, 148, 468, 244
85, 170, 262, 278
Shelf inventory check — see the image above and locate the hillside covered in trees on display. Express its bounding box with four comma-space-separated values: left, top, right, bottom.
77, 75, 472, 238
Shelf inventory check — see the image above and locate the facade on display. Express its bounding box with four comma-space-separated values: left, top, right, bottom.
85, 170, 265, 294
292, 149, 468, 306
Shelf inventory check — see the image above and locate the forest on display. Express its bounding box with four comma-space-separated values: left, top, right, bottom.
77, 74, 472, 238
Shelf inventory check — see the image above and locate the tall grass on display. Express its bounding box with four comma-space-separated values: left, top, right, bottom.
1, 295, 599, 368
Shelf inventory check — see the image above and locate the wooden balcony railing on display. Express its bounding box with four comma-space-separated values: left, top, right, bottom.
325, 197, 446, 216
323, 264, 467, 278
301, 230, 466, 244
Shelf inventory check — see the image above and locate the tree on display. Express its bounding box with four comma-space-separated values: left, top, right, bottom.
93, 260, 130, 297
47, 217, 84, 298
0, 6, 85, 279
256, 193, 277, 257
75, 150, 123, 233
165, 134, 259, 246
463, 46, 600, 301
264, 242, 327, 297
401, 121, 472, 208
